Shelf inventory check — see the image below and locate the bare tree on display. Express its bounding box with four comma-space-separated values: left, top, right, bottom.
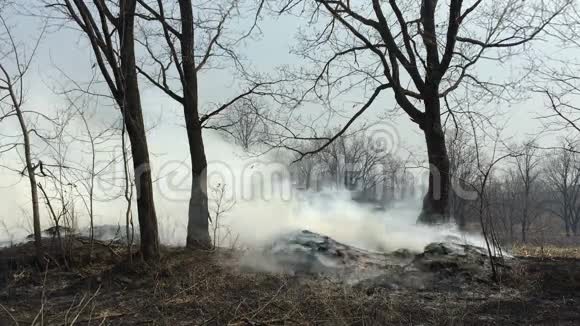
52, 0, 161, 261
75, 106, 98, 257
514, 140, 543, 243
533, 7, 580, 237
340, 134, 389, 202
276, 0, 571, 224
544, 140, 580, 236
535, 6, 580, 140
215, 97, 269, 151
122, 118, 136, 262
72, 106, 117, 258
291, 142, 323, 191
489, 169, 520, 243
209, 183, 235, 249
446, 127, 478, 228
37, 108, 78, 266
54, 92, 119, 260
290, 131, 394, 205
0, 13, 46, 262
135, 0, 276, 248
467, 120, 517, 280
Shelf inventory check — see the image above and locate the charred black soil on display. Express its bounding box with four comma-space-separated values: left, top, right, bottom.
0, 239, 579, 325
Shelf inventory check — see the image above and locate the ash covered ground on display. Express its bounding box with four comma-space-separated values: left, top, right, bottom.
1, 227, 579, 325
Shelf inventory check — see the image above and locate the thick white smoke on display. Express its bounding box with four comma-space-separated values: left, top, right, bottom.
194, 131, 486, 252
0, 130, 485, 252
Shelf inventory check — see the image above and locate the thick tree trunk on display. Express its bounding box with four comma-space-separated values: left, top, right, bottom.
120, 0, 160, 261
184, 116, 211, 249
128, 135, 160, 260
187, 170, 211, 248
417, 100, 451, 224
179, 0, 212, 249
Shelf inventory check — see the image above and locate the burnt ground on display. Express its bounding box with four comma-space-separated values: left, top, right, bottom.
0, 240, 579, 325
472, 257, 580, 325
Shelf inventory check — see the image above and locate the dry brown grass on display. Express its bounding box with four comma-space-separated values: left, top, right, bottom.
512, 244, 580, 259
2, 242, 580, 325
0, 247, 495, 325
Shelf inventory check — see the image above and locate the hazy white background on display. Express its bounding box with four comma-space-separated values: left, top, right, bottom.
0, 4, 565, 251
